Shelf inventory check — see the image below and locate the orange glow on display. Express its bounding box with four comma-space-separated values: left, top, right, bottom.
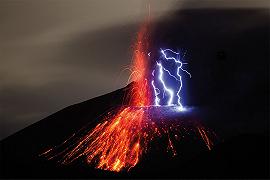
41, 15, 216, 173
51, 107, 156, 172
128, 20, 151, 107
197, 126, 214, 150
41, 109, 216, 172
41, 107, 215, 172
60, 107, 145, 172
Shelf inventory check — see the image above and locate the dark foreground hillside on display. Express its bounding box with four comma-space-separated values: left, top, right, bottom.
1, 8, 269, 178
0, 81, 269, 178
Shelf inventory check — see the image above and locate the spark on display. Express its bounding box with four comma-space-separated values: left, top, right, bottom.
56, 107, 145, 172
41, 106, 216, 172
40, 16, 217, 173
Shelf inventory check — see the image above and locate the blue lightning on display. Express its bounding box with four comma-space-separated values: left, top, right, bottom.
157, 62, 174, 106
151, 48, 191, 111
151, 70, 160, 106
160, 49, 192, 78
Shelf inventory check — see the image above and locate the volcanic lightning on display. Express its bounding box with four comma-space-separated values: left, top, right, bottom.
41, 14, 216, 173
151, 48, 191, 110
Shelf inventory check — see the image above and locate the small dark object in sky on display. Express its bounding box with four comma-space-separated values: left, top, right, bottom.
216, 51, 227, 61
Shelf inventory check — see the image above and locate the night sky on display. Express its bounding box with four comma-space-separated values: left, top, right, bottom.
0, 0, 269, 140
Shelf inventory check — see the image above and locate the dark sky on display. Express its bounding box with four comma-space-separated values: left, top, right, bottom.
0, 0, 269, 140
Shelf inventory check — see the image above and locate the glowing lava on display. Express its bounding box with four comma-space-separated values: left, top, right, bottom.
41, 16, 216, 173
62, 107, 144, 172
41, 106, 215, 172
42, 21, 154, 172
128, 20, 151, 107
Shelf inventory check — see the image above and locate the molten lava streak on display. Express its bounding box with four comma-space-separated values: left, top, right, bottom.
61, 107, 145, 172
41, 19, 216, 172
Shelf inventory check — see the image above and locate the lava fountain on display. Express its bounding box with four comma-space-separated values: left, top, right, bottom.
41, 18, 216, 172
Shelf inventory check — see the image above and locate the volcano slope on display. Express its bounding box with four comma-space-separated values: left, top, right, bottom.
0, 80, 269, 178
1, 8, 270, 178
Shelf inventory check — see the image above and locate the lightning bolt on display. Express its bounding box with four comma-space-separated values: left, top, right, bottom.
160, 49, 192, 78
157, 62, 174, 106
151, 48, 191, 110
151, 70, 160, 106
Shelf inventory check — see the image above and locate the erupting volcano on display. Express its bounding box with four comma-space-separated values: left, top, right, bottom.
41, 19, 216, 172
1, 4, 268, 178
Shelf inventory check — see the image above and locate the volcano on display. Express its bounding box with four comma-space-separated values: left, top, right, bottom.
1, 7, 270, 179
0, 82, 268, 178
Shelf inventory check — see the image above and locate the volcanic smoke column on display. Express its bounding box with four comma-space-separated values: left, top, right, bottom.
128, 19, 152, 107
41, 20, 155, 172
41, 17, 215, 173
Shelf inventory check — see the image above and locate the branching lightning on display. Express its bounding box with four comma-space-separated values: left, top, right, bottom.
151, 70, 160, 106
151, 48, 191, 110
157, 62, 174, 105
40, 16, 217, 174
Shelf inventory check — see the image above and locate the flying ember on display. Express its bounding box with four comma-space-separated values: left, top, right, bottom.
41, 17, 216, 172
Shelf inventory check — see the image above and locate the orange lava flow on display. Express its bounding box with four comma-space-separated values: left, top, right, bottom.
41, 16, 217, 173
197, 127, 214, 150
60, 107, 145, 172
128, 20, 151, 107
57, 23, 154, 169
41, 107, 216, 172
41, 21, 155, 172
